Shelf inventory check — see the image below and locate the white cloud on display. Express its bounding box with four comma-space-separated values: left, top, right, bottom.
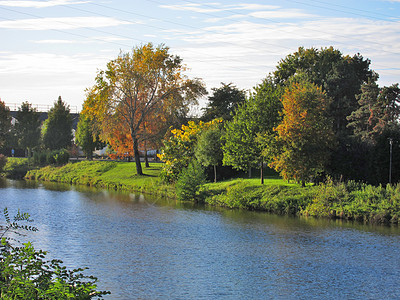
160, 3, 279, 13
0, 52, 106, 74
34, 39, 75, 44
0, 16, 132, 30
34, 36, 130, 43
249, 9, 314, 19
0, 52, 112, 107
0, 0, 88, 8
167, 15, 400, 93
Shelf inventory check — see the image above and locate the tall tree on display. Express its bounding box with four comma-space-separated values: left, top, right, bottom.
0, 99, 11, 148
75, 114, 103, 160
42, 96, 73, 150
201, 83, 246, 121
15, 102, 41, 157
269, 80, 335, 185
222, 76, 282, 183
195, 125, 224, 182
83, 43, 206, 175
274, 46, 374, 135
348, 81, 400, 144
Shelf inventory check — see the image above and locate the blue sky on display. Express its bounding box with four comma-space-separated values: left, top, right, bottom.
0, 0, 399, 112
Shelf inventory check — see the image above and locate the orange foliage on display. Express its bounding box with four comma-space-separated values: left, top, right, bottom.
269, 81, 335, 183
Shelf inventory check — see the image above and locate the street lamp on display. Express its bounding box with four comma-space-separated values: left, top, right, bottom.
389, 138, 393, 184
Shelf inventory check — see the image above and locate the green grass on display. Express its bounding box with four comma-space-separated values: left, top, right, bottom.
25, 161, 174, 196
23, 160, 400, 225
2, 157, 31, 179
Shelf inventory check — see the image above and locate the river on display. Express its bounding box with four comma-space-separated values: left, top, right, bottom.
1, 179, 400, 299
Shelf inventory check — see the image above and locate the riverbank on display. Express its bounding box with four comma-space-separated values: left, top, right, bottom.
25, 160, 174, 197
22, 160, 400, 225
205, 178, 400, 224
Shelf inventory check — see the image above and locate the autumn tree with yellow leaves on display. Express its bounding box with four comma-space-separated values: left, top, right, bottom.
158, 120, 221, 182
269, 79, 335, 186
82, 43, 206, 175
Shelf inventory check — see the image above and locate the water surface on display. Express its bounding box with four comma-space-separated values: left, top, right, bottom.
1, 179, 400, 299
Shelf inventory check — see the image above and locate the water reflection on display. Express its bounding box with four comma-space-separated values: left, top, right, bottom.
1, 179, 400, 299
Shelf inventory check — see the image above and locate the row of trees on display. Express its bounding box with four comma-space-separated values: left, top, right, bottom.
160, 47, 400, 186
0, 97, 74, 159
3, 44, 397, 186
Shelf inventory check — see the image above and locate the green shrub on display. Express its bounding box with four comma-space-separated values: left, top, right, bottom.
33, 151, 47, 166
53, 149, 70, 165
175, 160, 207, 202
2, 158, 30, 179
221, 180, 251, 208
305, 179, 349, 217
0, 154, 6, 173
35, 149, 70, 166
0, 208, 110, 299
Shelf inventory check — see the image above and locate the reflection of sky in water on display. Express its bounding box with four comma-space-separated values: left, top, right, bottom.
1, 178, 400, 299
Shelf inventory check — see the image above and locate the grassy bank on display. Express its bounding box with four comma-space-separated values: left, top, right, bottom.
2, 157, 32, 179
25, 160, 174, 196
22, 160, 400, 225
205, 178, 400, 224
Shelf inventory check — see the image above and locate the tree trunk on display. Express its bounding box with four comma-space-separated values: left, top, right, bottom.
144, 141, 149, 168
214, 165, 217, 183
248, 166, 252, 178
260, 160, 264, 185
132, 134, 143, 175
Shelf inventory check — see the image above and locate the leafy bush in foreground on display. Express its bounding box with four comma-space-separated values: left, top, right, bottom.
0, 208, 110, 299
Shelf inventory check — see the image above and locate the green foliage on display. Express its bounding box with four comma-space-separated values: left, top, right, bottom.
269, 78, 336, 184
195, 125, 223, 182
0, 99, 11, 148
305, 178, 349, 217
25, 161, 173, 196
175, 160, 207, 202
201, 82, 246, 121
158, 120, 221, 183
274, 46, 374, 134
0, 208, 110, 299
48, 149, 70, 165
14, 102, 41, 156
223, 76, 282, 173
33, 151, 48, 166
42, 96, 73, 150
205, 177, 400, 224
2, 158, 30, 179
301, 180, 400, 223
0, 154, 7, 173
75, 114, 99, 160
370, 126, 400, 185
33, 149, 70, 166
205, 178, 314, 214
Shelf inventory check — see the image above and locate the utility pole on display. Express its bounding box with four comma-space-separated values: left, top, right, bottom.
389, 138, 393, 184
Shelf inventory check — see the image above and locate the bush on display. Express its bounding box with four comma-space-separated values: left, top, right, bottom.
175, 160, 207, 202
0, 154, 7, 173
305, 178, 349, 217
33, 151, 47, 166
0, 208, 110, 299
2, 158, 30, 179
34, 149, 70, 166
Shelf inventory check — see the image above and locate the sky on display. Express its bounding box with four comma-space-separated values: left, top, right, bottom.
0, 0, 400, 113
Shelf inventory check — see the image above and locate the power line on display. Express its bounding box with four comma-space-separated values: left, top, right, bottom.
165, 0, 400, 58
285, 0, 400, 22
0, 1, 399, 85
0, 6, 275, 80
84, 0, 400, 74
